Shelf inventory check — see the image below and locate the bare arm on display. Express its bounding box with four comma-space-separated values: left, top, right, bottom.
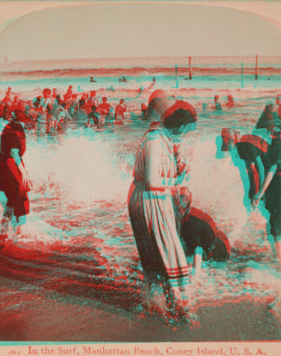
10, 148, 31, 192
252, 164, 277, 205
254, 155, 265, 187
193, 246, 203, 276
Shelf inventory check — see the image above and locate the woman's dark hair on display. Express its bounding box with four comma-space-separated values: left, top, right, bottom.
256, 103, 281, 129
163, 101, 197, 130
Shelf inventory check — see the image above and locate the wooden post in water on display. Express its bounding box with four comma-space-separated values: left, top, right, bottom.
241, 62, 244, 88
175, 65, 179, 88
255, 55, 258, 80
189, 56, 192, 80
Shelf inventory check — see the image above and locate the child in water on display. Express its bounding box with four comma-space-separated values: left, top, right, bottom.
174, 187, 230, 280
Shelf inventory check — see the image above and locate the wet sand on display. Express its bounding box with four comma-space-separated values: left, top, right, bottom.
0, 271, 280, 342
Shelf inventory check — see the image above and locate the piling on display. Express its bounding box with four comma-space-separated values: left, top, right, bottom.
255, 55, 258, 80
175, 65, 179, 88
189, 56, 192, 80
241, 62, 244, 88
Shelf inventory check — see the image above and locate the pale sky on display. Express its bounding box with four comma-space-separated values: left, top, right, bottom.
1, 1, 281, 61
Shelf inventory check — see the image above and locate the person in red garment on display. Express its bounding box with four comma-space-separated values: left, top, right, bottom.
97, 97, 111, 115
97, 97, 112, 126
0, 110, 32, 240
225, 95, 235, 108
115, 99, 126, 123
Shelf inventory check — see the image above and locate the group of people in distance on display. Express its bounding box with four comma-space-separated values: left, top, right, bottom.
128, 89, 281, 321
0, 86, 128, 138
0, 85, 129, 243
202, 94, 234, 115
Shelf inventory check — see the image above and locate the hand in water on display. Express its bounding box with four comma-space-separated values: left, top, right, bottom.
251, 192, 262, 207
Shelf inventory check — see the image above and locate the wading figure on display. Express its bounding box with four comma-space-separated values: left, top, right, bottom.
115, 99, 126, 123
174, 187, 230, 281
97, 97, 112, 126
221, 127, 270, 204
128, 96, 197, 318
213, 95, 222, 111
37, 88, 51, 139
0, 110, 31, 240
252, 103, 281, 263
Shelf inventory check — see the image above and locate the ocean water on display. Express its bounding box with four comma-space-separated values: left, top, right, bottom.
0, 67, 281, 339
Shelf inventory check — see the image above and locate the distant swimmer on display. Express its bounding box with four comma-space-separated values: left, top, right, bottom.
119, 76, 127, 83
11, 96, 21, 112
225, 95, 235, 108
90, 77, 96, 83
202, 103, 210, 115
97, 97, 112, 116
86, 105, 100, 128
51, 88, 60, 101
37, 88, 51, 138
141, 103, 147, 119
86, 91, 98, 114
2, 87, 13, 105
276, 95, 281, 119
64, 85, 73, 102
213, 95, 222, 111
115, 99, 126, 122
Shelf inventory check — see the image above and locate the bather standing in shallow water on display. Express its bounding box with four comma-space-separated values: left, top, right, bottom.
0, 110, 32, 241
252, 103, 281, 263
128, 95, 197, 316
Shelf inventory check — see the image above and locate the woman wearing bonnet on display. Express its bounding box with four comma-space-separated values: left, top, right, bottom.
128, 90, 197, 318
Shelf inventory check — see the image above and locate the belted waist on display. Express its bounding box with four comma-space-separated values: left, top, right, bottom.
133, 178, 175, 193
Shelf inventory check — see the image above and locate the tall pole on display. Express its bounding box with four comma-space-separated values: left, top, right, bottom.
241, 62, 244, 88
175, 65, 179, 88
189, 56, 192, 80
255, 54, 258, 80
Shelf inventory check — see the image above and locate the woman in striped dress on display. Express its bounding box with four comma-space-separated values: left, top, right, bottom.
128, 99, 197, 314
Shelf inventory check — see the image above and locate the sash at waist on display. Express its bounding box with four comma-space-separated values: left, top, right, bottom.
133, 179, 175, 193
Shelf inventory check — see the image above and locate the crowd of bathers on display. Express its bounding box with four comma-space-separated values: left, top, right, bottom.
1, 84, 281, 322
0, 86, 129, 135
